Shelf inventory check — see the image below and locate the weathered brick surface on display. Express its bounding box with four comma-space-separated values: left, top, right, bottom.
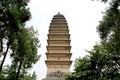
43, 71, 67, 80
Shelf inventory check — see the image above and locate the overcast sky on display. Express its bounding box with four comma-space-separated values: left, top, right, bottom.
27, 0, 106, 80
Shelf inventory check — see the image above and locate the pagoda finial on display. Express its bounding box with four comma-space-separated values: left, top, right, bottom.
58, 12, 60, 14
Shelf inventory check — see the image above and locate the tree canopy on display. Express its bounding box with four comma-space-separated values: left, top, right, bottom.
65, 0, 120, 80
0, 0, 40, 80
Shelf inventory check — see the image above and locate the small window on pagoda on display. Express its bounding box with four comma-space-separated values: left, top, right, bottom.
58, 57, 60, 60
57, 71, 59, 74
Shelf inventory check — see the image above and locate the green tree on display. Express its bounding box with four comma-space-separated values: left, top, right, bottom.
9, 27, 40, 80
98, 0, 120, 40
0, 0, 40, 80
0, 0, 30, 71
0, 27, 40, 80
65, 45, 110, 80
20, 72, 37, 80
1, 65, 37, 80
97, 0, 120, 79
65, 0, 120, 80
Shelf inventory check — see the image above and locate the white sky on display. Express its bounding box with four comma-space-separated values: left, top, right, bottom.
27, 0, 106, 80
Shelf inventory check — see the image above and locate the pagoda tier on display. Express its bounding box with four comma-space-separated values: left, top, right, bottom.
46, 53, 72, 58
44, 13, 72, 80
47, 40, 71, 46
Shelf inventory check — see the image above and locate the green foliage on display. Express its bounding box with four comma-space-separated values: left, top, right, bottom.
65, 44, 120, 80
97, 1, 120, 79
65, 45, 107, 80
65, 0, 120, 80
0, 17, 40, 80
97, 0, 120, 40
11, 26, 40, 68
0, 0, 40, 80
0, 0, 31, 71
20, 72, 37, 80
9, 27, 40, 80
0, 65, 37, 80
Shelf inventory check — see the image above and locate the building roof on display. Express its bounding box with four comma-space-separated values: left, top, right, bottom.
54, 12, 64, 17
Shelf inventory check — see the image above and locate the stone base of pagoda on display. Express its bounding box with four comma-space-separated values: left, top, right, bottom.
42, 71, 68, 80
42, 77, 63, 80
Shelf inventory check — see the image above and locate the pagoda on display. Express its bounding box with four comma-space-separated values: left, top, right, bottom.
44, 13, 72, 80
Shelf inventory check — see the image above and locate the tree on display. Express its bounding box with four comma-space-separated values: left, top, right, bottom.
20, 72, 37, 80
9, 27, 40, 80
1, 65, 37, 80
65, 0, 120, 79
98, 0, 120, 40
97, 0, 120, 79
0, 0, 31, 71
0, 27, 40, 80
0, 0, 40, 80
65, 44, 110, 80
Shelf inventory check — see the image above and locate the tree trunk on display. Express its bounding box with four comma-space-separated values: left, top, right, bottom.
0, 38, 3, 52
16, 60, 23, 80
0, 44, 9, 72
